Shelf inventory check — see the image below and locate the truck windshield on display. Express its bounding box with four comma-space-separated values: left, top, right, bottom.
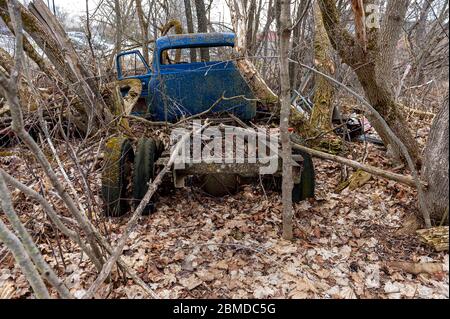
161, 45, 235, 65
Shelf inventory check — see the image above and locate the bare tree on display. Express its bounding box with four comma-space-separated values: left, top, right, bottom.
317, 0, 422, 166
194, 0, 210, 61
184, 0, 197, 62
113, 0, 123, 54
279, 0, 294, 240
422, 92, 449, 224
310, 1, 335, 131
135, 0, 150, 63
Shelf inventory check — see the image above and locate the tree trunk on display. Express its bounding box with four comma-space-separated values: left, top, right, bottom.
310, 2, 335, 131
0, 173, 73, 298
246, 0, 257, 54
135, 0, 150, 64
279, 0, 294, 240
354, 62, 421, 166
114, 0, 122, 54
422, 93, 449, 225
184, 0, 197, 62
289, 0, 308, 90
161, 19, 183, 63
317, 0, 422, 167
194, 0, 210, 61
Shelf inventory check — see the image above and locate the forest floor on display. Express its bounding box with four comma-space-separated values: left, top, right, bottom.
0, 115, 448, 299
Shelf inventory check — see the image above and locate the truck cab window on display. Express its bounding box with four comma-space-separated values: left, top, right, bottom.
161, 46, 235, 65
118, 52, 149, 77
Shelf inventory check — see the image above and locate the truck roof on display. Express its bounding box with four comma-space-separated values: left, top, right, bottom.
155, 32, 235, 51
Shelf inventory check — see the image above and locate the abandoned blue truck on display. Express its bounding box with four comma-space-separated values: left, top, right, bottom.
116, 32, 256, 122
101, 32, 315, 217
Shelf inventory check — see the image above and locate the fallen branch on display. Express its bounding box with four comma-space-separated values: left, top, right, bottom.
0, 218, 50, 299
125, 115, 169, 127
400, 104, 436, 119
386, 261, 444, 275
291, 141, 425, 188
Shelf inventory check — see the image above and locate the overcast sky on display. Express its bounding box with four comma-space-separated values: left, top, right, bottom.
49, 0, 230, 22
49, 0, 87, 15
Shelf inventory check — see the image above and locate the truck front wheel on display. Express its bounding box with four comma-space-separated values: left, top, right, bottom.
132, 137, 161, 214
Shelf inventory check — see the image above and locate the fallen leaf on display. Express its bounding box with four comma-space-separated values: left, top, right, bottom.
179, 275, 203, 291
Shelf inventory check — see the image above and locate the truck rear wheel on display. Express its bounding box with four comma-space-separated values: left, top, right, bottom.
132, 137, 159, 213
269, 150, 315, 203
201, 173, 238, 197
292, 150, 315, 202
101, 137, 134, 217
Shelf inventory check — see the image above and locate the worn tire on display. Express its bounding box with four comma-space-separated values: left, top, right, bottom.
292, 150, 315, 202
101, 137, 134, 217
270, 150, 315, 203
132, 138, 158, 213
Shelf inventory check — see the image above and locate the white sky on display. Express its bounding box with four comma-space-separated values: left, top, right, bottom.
53, 0, 91, 15
50, 0, 230, 22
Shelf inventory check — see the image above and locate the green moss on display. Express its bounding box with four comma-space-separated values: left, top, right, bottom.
0, 151, 14, 157
102, 137, 124, 186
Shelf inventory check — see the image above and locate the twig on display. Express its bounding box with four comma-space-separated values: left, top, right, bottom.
0, 169, 103, 271
0, 174, 73, 298
0, 218, 50, 299
0, 7, 105, 267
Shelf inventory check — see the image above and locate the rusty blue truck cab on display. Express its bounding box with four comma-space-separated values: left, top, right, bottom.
116, 32, 256, 122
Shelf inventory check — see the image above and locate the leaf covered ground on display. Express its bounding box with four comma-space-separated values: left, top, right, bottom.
0, 131, 448, 299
